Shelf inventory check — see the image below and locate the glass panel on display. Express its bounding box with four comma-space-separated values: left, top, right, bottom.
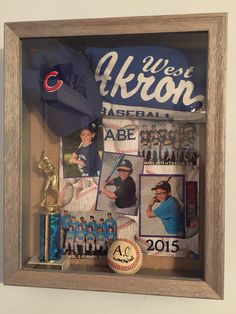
21, 32, 207, 277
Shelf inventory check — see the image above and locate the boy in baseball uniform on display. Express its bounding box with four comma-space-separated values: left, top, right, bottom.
87, 215, 97, 231
140, 124, 149, 142
64, 225, 75, 255
86, 225, 96, 254
101, 159, 137, 215
105, 213, 117, 232
74, 225, 86, 257
150, 125, 160, 163
168, 123, 178, 162
140, 125, 151, 162
70, 216, 78, 233
97, 217, 107, 232
78, 216, 87, 231
61, 210, 71, 248
146, 181, 185, 236
69, 122, 101, 176
158, 122, 168, 162
96, 226, 107, 254
181, 125, 196, 164
106, 226, 116, 249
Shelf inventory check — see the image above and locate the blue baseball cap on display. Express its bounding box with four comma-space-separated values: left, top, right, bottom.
117, 159, 133, 171
79, 122, 97, 134
151, 181, 171, 192
22, 39, 102, 137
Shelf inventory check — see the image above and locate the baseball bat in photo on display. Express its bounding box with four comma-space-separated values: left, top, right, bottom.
105, 154, 125, 182
78, 140, 83, 149
167, 176, 172, 182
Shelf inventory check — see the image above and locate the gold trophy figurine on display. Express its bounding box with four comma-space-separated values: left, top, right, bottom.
37, 150, 61, 262
37, 150, 60, 212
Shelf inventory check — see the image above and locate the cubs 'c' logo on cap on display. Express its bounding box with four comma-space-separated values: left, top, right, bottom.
43, 71, 63, 92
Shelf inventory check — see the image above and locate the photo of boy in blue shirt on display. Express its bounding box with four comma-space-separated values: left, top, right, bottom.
146, 180, 185, 236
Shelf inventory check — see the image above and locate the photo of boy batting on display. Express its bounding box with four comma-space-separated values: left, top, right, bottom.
146, 180, 185, 235
63, 120, 102, 178
140, 175, 185, 237
69, 123, 101, 176
97, 152, 144, 216
101, 159, 136, 211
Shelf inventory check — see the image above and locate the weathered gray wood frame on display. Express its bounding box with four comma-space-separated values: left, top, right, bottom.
4, 13, 226, 299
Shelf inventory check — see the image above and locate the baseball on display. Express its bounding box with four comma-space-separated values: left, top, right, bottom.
107, 239, 143, 275
103, 118, 139, 155
60, 181, 74, 207
116, 216, 138, 241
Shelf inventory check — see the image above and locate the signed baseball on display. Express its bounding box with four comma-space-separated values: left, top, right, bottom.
107, 239, 143, 275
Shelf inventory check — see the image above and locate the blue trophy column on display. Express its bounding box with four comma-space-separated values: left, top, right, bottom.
40, 212, 61, 261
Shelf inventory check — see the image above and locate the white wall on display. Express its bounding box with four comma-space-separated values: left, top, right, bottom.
1, 1, 236, 313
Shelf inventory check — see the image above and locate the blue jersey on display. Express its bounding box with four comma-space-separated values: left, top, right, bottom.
153, 196, 184, 234
61, 214, 71, 228
87, 221, 97, 231
64, 221, 72, 229
107, 231, 116, 242
96, 232, 106, 242
86, 231, 96, 241
97, 223, 107, 232
105, 218, 117, 230
75, 142, 101, 177
71, 221, 78, 232
66, 230, 75, 240
78, 221, 87, 230
75, 230, 86, 240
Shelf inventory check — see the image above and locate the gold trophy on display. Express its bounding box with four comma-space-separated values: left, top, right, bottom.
37, 150, 61, 262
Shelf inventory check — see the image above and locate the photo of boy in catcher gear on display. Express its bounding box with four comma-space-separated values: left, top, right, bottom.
97, 152, 144, 216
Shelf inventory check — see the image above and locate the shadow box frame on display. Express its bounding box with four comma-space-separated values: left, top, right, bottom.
4, 13, 226, 299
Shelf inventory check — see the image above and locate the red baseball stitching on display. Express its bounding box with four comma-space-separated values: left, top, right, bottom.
77, 186, 97, 198
135, 236, 148, 247
117, 219, 135, 230
77, 187, 97, 210
144, 167, 156, 174
60, 182, 72, 198
103, 122, 138, 155
112, 141, 138, 154
60, 182, 74, 206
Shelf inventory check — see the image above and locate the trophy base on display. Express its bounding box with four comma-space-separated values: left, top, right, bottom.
27, 255, 70, 271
